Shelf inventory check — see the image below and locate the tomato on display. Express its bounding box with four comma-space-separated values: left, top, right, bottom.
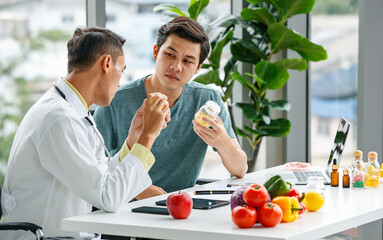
243, 184, 269, 207
257, 203, 283, 227
231, 205, 257, 228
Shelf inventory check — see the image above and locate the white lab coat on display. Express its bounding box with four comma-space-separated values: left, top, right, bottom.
1, 78, 152, 240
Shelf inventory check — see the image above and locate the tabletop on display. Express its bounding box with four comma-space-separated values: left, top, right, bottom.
62, 166, 383, 240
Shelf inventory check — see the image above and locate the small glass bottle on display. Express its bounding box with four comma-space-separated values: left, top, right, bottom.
380, 163, 383, 184
194, 100, 221, 127
365, 151, 379, 188
352, 163, 365, 188
342, 169, 350, 188
331, 159, 339, 187
352, 150, 363, 176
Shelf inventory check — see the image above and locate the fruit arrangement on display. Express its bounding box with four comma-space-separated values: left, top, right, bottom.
230, 175, 325, 228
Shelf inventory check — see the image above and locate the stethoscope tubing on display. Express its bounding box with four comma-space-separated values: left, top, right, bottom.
53, 82, 111, 163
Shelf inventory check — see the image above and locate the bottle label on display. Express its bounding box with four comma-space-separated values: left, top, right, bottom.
353, 181, 364, 188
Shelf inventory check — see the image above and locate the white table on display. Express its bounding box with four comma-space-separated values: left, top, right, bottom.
62, 166, 383, 240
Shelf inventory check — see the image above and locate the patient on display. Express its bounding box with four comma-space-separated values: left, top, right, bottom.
94, 16, 248, 200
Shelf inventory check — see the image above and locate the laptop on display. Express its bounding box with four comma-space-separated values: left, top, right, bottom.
268, 117, 351, 185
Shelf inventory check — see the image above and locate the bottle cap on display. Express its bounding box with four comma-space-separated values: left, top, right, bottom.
353, 150, 363, 159
204, 101, 221, 116
343, 169, 349, 175
332, 164, 338, 170
368, 151, 378, 159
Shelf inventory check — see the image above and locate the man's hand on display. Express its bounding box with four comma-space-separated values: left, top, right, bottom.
192, 116, 248, 178
136, 93, 170, 150
127, 93, 170, 149
192, 116, 231, 149
135, 185, 167, 200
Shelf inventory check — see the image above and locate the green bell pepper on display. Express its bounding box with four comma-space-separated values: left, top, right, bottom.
263, 175, 292, 199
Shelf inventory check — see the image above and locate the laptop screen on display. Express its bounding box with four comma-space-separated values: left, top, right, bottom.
325, 117, 351, 176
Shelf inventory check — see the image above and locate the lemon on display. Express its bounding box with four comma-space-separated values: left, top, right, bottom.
303, 191, 325, 212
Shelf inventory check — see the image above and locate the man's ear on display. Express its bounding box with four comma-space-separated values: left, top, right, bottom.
103, 55, 112, 72
195, 62, 203, 74
153, 45, 158, 61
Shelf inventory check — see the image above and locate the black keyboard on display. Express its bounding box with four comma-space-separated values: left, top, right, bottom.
293, 171, 326, 182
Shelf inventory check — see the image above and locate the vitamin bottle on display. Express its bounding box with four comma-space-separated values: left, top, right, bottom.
331, 159, 339, 187
352, 163, 365, 188
365, 151, 380, 188
342, 169, 350, 188
194, 101, 221, 127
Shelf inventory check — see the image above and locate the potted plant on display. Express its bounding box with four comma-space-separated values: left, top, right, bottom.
154, 0, 327, 170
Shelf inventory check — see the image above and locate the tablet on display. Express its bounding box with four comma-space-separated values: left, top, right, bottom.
155, 198, 229, 210
131, 206, 170, 215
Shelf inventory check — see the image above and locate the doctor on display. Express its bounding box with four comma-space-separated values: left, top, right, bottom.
1, 27, 169, 239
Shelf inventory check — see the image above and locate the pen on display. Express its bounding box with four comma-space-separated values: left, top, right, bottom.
194, 190, 235, 195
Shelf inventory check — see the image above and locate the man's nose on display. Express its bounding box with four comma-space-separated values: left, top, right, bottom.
171, 60, 182, 72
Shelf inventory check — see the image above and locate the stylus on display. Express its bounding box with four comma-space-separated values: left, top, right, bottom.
194, 190, 235, 195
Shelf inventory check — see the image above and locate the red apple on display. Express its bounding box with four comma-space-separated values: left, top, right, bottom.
166, 191, 193, 219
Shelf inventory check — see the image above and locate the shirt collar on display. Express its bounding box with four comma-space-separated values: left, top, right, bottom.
56, 78, 89, 119
62, 78, 89, 112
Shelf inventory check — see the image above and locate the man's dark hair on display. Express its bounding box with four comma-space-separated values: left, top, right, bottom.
67, 26, 126, 73
157, 16, 210, 66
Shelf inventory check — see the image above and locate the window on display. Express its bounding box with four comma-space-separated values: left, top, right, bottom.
310, 0, 358, 168
0, 0, 86, 185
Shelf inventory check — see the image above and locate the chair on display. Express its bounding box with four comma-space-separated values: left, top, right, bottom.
0, 185, 45, 240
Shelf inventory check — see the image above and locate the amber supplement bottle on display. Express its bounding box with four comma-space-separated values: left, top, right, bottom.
342, 169, 350, 188
331, 159, 339, 187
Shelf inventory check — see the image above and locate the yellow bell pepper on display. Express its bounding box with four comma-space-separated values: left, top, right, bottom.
271, 196, 302, 223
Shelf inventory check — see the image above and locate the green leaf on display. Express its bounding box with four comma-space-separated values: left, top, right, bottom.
274, 58, 308, 71
235, 127, 256, 147
201, 63, 211, 69
193, 70, 222, 86
188, 0, 209, 20
223, 80, 235, 102
223, 57, 237, 83
276, 0, 315, 23
231, 72, 258, 94
153, 4, 187, 16
294, 38, 328, 62
254, 61, 289, 90
241, 7, 275, 27
244, 125, 267, 136
244, 72, 266, 85
231, 40, 266, 64
258, 118, 291, 137
268, 23, 327, 61
237, 103, 259, 122
268, 100, 291, 111
206, 15, 239, 33
246, 0, 270, 4
210, 30, 234, 70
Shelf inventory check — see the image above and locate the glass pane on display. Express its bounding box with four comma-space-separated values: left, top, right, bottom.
310, 1, 358, 168
105, 0, 231, 179
0, 0, 86, 184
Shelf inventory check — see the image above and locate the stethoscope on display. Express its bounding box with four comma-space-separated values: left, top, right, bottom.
53, 82, 111, 163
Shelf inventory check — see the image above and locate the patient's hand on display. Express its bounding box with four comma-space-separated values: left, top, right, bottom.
136, 185, 167, 200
